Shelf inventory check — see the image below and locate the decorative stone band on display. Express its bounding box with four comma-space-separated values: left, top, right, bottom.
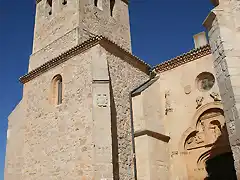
134, 129, 170, 143
153, 44, 211, 73
19, 35, 150, 84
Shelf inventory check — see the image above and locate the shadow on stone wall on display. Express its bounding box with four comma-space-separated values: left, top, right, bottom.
109, 79, 120, 180
205, 123, 237, 180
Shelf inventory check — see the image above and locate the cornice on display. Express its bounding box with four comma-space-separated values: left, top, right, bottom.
154, 44, 211, 73
19, 35, 150, 84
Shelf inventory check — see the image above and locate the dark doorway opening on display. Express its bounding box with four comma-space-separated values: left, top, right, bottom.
205, 152, 237, 180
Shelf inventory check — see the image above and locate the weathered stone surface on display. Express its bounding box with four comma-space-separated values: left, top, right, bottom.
204, 0, 240, 178
31, 0, 131, 70
5, 0, 240, 180
106, 48, 149, 179
6, 47, 95, 180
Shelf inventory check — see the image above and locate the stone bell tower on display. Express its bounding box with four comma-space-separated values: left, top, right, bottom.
4, 0, 150, 180
30, 0, 131, 71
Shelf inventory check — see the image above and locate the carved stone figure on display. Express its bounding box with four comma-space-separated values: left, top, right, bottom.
96, 94, 108, 107
185, 132, 205, 150
196, 96, 204, 109
210, 92, 221, 101
209, 121, 222, 140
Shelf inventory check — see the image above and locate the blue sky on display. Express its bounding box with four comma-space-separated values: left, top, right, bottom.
0, 0, 212, 179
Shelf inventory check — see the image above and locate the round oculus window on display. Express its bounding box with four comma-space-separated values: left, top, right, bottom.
196, 72, 215, 91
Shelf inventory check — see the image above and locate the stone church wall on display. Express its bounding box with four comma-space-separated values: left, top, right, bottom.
4, 101, 26, 180
29, 28, 78, 71
5, 43, 150, 179
5, 46, 96, 179
105, 46, 149, 179
132, 76, 169, 180
158, 53, 221, 179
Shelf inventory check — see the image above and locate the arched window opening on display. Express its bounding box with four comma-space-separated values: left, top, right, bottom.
110, 0, 115, 17
46, 0, 52, 15
94, 0, 103, 10
51, 75, 63, 105
62, 0, 67, 5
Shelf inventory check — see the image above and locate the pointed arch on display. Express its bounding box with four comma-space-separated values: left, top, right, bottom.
51, 75, 63, 105
110, 0, 115, 16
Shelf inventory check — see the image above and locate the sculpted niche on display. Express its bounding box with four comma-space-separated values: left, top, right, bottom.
180, 103, 231, 180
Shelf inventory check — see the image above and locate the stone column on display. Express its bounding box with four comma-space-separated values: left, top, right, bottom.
204, 0, 240, 178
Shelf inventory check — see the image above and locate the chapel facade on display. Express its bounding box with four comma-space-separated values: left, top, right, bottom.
4, 0, 240, 180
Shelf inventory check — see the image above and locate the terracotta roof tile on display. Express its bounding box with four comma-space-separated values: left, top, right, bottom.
19, 35, 150, 84
153, 44, 211, 73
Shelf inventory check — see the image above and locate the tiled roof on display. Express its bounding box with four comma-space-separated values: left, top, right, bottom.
153, 44, 211, 73
19, 35, 151, 84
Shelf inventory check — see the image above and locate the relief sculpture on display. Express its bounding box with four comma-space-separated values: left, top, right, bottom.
196, 96, 204, 109
209, 120, 222, 141
96, 94, 108, 107
184, 109, 224, 150
181, 107, 231, 180
185, 121, 223, 150
165, 90, 173, 115
210, 92, 221, 102
186, 132, 205, 150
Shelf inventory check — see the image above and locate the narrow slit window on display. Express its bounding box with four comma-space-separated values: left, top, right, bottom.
51, 75, 63, 105
110, 0, 115, 16
47, 0, 52, 15
94, 0, 103, 10
57, 78, 62, 105
62, 0, 67, 5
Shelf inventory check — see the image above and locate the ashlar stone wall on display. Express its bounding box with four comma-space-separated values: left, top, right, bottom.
5, 42, 149, 180
6, 46, 95, 180
159, 54, 222, 180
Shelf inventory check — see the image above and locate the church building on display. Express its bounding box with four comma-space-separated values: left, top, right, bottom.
4, 0, 240, 179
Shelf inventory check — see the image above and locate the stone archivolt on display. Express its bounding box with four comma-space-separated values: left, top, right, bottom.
180, 104, 231, 179
185, 110, 223, 150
